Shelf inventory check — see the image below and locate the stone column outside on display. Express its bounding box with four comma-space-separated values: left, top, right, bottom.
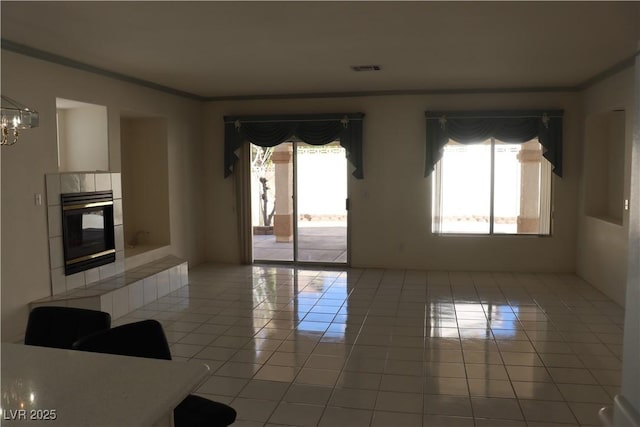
516, 141, 542, 233
272, 144, 293, 242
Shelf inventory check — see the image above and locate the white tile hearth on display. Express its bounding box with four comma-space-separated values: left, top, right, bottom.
95, 173, 112, 191
31, 256, 188, 320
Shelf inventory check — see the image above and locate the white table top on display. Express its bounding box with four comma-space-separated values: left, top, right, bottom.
1, 343, 210, 427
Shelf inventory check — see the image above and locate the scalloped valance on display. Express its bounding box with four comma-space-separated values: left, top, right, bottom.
224, 113, 365, 178
425, 110, 564, 177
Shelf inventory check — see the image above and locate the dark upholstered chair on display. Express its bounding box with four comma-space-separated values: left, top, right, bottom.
73, 318, 173, 360
73, 319, 237, 427
24, 306, 111, 349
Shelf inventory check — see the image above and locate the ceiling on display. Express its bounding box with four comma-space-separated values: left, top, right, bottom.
2, 1, 639, 100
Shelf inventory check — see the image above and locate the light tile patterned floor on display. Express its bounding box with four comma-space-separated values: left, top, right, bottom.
113, 264, 625, 427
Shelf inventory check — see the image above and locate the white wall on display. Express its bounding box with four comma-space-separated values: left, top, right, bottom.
0, 51, 205, 342
204, 92, 582, 271
577, 67, 635, 305
615, 52, 640, 427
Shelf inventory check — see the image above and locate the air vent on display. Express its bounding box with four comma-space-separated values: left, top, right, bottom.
351, 65, 381, 72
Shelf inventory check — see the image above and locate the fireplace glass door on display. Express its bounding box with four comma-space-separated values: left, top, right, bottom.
61, 191, 115, 275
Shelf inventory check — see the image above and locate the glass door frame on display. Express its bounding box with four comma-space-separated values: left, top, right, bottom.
248, 140, 350, 267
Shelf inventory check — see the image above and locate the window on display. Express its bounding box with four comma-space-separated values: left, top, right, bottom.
432, 138, 551, 235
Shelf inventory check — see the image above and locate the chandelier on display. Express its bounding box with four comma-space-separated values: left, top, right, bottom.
1, 95, 39, 146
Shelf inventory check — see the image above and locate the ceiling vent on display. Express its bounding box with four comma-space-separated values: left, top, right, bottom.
350, 65, 381, 72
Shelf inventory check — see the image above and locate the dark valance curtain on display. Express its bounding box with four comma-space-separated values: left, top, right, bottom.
224, 113, 365, 179
425, 110, 564, 177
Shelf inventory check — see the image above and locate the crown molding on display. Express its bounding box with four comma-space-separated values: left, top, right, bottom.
576, 51, 640, 90
1, 39, 205, 101
2, 38, 637, 103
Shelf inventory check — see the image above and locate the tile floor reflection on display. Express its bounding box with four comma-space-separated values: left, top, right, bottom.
113, 264, 624, 427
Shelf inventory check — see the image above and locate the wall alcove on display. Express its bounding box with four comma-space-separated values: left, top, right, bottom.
120, 114, 171, 260
584, 110, 626, 225
56, 98, 109, 172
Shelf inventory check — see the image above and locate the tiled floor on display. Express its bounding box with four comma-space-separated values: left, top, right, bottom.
113, 264, 625, 427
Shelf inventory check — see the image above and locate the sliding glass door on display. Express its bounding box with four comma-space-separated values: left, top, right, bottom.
250, 141, 348, 265
295, 142, 347, 263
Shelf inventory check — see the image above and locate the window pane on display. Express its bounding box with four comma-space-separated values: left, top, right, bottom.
493, 140, 551, 235
433, 141, 491, 234
493, 142, 521, 234
251, 143, 294, 261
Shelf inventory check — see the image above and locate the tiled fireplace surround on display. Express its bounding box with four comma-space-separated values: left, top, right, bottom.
33, 172, 188, 319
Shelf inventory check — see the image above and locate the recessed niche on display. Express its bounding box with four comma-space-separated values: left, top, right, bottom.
120, 115, 170, 257
56, 98, 109, 172
584, 110, 625, 224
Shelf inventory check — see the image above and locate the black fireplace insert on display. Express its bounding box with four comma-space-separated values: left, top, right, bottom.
61, 191, 115, 275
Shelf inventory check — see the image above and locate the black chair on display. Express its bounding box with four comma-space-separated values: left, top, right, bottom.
73, 319, 237, 427
24, 306, 111, 349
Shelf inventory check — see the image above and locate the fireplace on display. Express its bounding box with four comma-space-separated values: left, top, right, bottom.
61, 191, 116, 275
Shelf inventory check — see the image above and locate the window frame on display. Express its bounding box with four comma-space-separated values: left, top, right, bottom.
431, 137, 554, 237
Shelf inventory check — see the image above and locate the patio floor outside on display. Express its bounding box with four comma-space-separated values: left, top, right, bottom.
253, 225, 347, 264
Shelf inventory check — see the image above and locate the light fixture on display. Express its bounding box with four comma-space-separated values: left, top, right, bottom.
1, 95, 39, 146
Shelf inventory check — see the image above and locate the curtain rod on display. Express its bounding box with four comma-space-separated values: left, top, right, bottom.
425, 110, 564, 119
224, 118, 361, 124
224, 113, 364, 124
